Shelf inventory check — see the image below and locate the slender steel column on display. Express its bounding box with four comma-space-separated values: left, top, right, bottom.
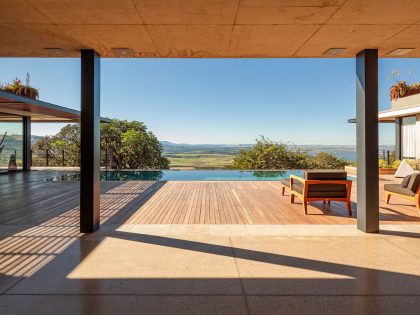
80, 49, 100, 233
395, 117, 402, 160
22, 116, 31, 171
356, 49, 379, 233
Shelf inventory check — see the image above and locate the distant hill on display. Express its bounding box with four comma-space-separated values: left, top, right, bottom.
27, 136, 395, 163
160, 141, 252, 155
31, 135, 43, 144
160, 141, 395, 162
0, 134, 42, 152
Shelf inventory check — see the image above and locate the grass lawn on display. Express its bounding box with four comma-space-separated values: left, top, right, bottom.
165, 153, 234, 169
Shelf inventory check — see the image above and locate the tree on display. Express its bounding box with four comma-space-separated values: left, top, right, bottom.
54, 124, 81, 166
232, 136, 348, 170
32, 124, 81, 166
308, 152, 347, 169
232, 137, 311, 169
32, 119, 170, 169
101, 119, 169, 169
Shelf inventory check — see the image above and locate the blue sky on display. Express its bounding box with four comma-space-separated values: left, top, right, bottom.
1, 57, 419, 145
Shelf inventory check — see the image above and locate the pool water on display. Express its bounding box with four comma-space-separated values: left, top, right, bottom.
47, 170, 305, 181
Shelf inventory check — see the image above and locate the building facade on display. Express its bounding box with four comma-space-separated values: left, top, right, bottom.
379, 93, 420, 160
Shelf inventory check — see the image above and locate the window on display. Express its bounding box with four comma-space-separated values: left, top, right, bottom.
0, 113, 23, 173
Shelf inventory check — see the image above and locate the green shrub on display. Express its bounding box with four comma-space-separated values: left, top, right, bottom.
378, 159, 389, 168
392, 160, 402, 169
232, 137, 348, 170
309, 151, 348, 169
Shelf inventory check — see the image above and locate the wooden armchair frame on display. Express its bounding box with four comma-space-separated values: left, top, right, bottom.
289, 174, 353, 215
385, 183, 420, 214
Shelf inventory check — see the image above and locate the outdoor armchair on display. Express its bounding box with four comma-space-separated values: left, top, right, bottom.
384, 173, 420, 214
281, 170, 352, 215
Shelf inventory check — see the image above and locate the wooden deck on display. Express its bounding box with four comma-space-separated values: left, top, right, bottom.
1, 171, 419, 226
125, 181, 420, 225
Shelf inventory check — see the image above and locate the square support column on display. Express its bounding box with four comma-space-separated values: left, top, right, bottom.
356, 49, 379, 233
395, 117, 402, 160
80, 49, 100, 233
23, 116, 31, 171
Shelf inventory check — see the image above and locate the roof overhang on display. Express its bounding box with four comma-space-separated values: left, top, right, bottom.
0, 91, 111, 123
378, 105, 420, 122
0, 1, 419, 58
348, 105, 420, 124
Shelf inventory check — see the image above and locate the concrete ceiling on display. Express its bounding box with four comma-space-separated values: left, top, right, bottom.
0, 0, 420, 58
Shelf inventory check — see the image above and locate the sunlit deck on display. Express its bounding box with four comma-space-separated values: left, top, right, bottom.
1, 172, 419, 226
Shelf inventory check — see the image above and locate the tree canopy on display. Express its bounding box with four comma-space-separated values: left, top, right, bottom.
101, 119, 169, 169
32, 119, 169, 169
232, 137, 347, 170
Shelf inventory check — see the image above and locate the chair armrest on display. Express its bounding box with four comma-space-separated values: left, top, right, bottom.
290, 174, 305, 191
290, 174, 305, 184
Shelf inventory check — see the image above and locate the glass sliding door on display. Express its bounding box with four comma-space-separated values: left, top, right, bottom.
0, 113, 23, 173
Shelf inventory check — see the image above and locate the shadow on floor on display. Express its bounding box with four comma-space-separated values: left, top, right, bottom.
2, 176, 420, 313
2, 226, 420, 313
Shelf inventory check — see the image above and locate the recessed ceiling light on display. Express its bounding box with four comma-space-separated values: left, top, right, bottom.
112, 48, 133, 57
387, 48, 414, 56
44, 48, 66, 57
323, 48, 347, 56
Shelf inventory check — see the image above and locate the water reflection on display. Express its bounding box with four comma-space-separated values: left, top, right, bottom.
102, 170, 164, 181
47, 171, 164, 182
252, 170, 286, 178
47, 170, 307, 182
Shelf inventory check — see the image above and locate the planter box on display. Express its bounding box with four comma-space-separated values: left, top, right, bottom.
345, 165, 396, 176
391, 93, 420, 110
379, 168, 396, 175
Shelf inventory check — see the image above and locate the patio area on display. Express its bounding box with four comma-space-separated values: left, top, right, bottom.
1, 172, 420, 314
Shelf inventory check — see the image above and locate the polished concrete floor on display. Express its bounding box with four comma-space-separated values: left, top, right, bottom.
1, 221, 420, 314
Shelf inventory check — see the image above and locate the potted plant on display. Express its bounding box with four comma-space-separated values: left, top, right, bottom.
0, 73, 39, 100
389, 69, 420, 101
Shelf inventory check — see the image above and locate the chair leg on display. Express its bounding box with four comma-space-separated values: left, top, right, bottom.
385, 193, 391, 204
346, 201, 352, 216
281, 186, 285, 196
290, 194, 295, 204
327, 200, 330, 205
303, 198, 308, 214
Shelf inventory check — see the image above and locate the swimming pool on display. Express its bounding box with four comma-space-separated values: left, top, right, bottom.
47, 170, 305, 181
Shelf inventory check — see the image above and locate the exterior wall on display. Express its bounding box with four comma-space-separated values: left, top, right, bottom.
390, 94, 420, 159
